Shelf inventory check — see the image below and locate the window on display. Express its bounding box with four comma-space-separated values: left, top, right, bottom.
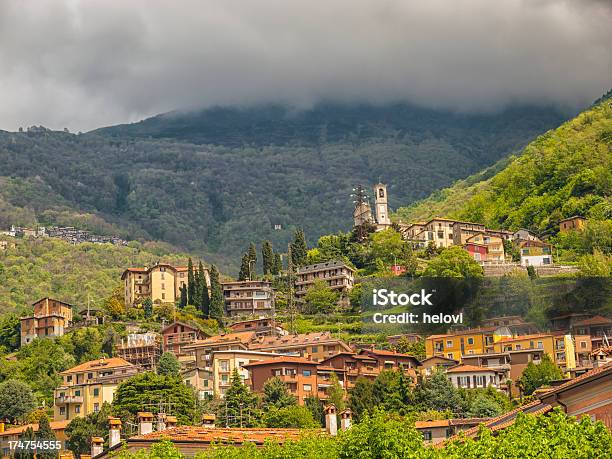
580, 341, 587, 349
467, 338, 474, 345
422, 431, 432, 441
75, 390, 81, 396
219, 360, 229, 372
303, 384, 312, 392
447, 353, 453, 359
59, 407, 66, 415
221, 374, 229, 383
88, 372, 93, 379
446, 340, 453, 348
94, 403, 100, 412
75, 406, 81, 414
161, 293, 165, 300
515, 344, 522, 350
303, 369, 312, 377
537, 341, 543, 349
311, 346, 318, 353
93, 388, 99, 397
161, 283, 165, 290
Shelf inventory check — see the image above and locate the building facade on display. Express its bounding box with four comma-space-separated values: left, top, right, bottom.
20, 298, 73, 346
295, 261, 355, 299
559, 216, 586, 233
161, 321, 206, 361
221, 280, 275, 317
519, 240, 553, 266
248, 331, 353, 362
53, 358, 138, 421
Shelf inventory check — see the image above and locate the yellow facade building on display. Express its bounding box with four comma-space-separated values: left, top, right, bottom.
53, 357, 138, 421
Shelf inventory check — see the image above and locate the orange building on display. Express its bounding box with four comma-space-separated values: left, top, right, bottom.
161, 321, 206, 359
559, 216, 586, 233
244, 356, 319, 404
20, 297, 73, 346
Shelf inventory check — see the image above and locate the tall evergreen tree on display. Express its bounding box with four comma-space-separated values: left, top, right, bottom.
179, 284, 188, 308
217, 369, 259, 427
199, 262, 210, 317
35, 415, 58, 459
187, 258, 196, 305
262, 240, 274, 275
14, 427, 35, 459
248, 243, 258, 279
238, 252, 251, 281
208, 264, 225, 324
291, 228, 308, 267
142, 297, 153, 319
273, 253, 283, 275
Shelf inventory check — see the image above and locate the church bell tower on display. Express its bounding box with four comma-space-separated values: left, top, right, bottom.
373, 183, 391, 229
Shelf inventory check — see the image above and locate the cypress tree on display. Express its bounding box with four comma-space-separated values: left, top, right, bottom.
273, 253, 283, 275
209, 264, 225, 324
291, 228, 308, 267
199, 262, 210, 317
14, 426, 35, 459
262, 240, 274, 275
194, 265, 203, 310
35, 415, 57, 459
238, 252, 251, 281
179, 284, 188, 308
143, 297, 153, 318
187, 258, 196, 305
248, 243, 257, 279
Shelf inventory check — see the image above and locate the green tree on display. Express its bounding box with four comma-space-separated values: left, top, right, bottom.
303, 280, 339, 314
208, 265, 224, 324
393, 338, 426, 361
263, 405, 319, 429
198, 261, 210, 317
518, 354, 563, 395
577, 250, 612, 276
414, 369, 463, 414
14, 426, 35, 459
291, 228, 308, 267
261, 240, 274, 276
35, 414, 58, 459
467, 393, 504, 418
369, 228, 417, 273
179, 284, 188, 308
0, 313, 20, 353
143, 297, 153, 318
157, 352, 181, 377
262, 376, 296, 409
326, 372, 345, 412
348, 377, 376, 421
304, 395, 325, 427
423, 246, 484, 278
217, 369, 259, 427
0, 379, 36, 423
372, 370, 413, 415
273, 253, 283, 275
238, 252, 251, 281
112, 373, 197, 425
187, 258, 196, 306
65, 403, 112, 459
248, 243, 258, 279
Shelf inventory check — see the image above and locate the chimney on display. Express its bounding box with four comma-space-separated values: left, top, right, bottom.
91, 436, 104, 457
324, 404, 337, 436
166, 415, 178, 429
340, 408, 352, 431
202, 414, 216, 428
108, 417, 122, 448
156, 413, 167, 431
137, 412, 154, 435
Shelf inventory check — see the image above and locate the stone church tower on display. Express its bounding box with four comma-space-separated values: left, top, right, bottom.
373, 183, 391, 230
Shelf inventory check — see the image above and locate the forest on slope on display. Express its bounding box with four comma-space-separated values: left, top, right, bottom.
395, 96, 612, 247
0, 102, 568, 272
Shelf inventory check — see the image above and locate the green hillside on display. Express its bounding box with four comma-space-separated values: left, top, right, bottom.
0, 103, 568, 272
395, 98, 612, 241
0, 236, 191, 315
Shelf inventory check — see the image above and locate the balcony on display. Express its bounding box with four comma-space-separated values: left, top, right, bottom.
55, 395, 84, 405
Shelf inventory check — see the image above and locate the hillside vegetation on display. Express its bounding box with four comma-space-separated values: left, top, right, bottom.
396, 98, 612, 241
0, 103, 568, 272
0, 236, 190, 315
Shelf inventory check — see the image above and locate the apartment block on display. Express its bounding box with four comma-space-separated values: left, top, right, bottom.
222, 280, 275, 317
425, 327, 510, 361
295, 260, 355, 299
20, 297, 73, 346
463, 233, 506, 262
161, 321, 206, 360
182, 331, 256, 369
122, 263, 208, 307
248, 331, 353, 362
53, 357, 138, 421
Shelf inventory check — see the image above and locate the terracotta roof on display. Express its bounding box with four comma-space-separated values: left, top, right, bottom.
497, 334, 552, 342
360, 349, 421, 362
573, 315, 612, 326
415, 420, 450, 428
161, 321, 202, 334
420, 356, 459, 364
188, 331, 256, 347
538, 363, 612, 399
426, 327, 499, 339
61, 357, 134, 375
32, 297, 74, 308
127, 426, 307, 445
249, 332, 350, 351
0, 420, 70, 438
446, 364, 497, 373
243, 356, 318, 367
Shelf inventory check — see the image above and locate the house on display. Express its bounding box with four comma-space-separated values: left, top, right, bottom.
161, 321, 206, 360
248, 331, 353, 362
445, 364, 505, 390
464, 233, 506, 262
121, 263, 208, 307
570, 315, 612, 350
53, 357, 138, 421
182, 332, 256, 370
357, 348, 420, 378
386, 333, 422, 346
519, 240, 553, 267
0, 420, 71, 457
512, 229, 541, 243
20, 297, 73, 346
115, 332, 161, 371
425, 326, 511, 361
295, 260, 355, 300
481, 316, 539, 335
591, 347, 612, 367
221, 280, 275, 317
319, 352, 380, 390
463, 241, 488, 263
415, 418, 489, 445
419, 356, 459, 376
559, 216, 586, 233
243, 356, 320, 404
228, 318, 286, 336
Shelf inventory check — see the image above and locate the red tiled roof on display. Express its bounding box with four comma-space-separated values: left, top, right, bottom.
538, 363, 612, 399
243, 356, 318, 367
0, 420, 70, 438
573, 315, 612, 326
61, 357, 134, 375
128, 426, 307, 445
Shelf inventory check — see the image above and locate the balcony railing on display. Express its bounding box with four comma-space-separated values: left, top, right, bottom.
55, 395, 84, 405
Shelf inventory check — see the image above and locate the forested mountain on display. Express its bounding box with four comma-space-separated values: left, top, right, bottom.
1, 103, 570, 271
395, 97, 612, 238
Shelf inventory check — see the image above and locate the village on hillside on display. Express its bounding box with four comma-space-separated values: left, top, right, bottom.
1, 182, 610, 459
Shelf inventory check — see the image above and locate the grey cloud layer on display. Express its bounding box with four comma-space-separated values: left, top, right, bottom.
0, 0, 610, 131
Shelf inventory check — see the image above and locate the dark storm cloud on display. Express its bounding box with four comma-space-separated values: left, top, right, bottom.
0, 0, 610, 131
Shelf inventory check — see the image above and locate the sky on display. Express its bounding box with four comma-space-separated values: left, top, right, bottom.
0, 0, 610, 132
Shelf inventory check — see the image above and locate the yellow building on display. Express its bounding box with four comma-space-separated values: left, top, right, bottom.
122, 263, 209, 307
465, 233, 506, 262
425, 327, 509, 361
53, 357, 138, 421
559, 216, 586, 233
211, 349, 282, 397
